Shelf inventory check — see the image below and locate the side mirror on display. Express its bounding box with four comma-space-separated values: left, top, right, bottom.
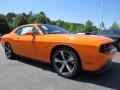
25, 31, 35, 39
25, 31, 34, 35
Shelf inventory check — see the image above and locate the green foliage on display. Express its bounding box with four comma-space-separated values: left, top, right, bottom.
34, 12, 48, 24
84, 20, 98, 32
109, 22, 120, 30
14, 14, 28, 27
84, 20, 93, 32
29, 15, 36, 23
0, 12, 100, 34
6, 12, 16, 22
54, 20, 85, 32
0, 14, 10, 33
0, 14, 7, 23
91, 26, 99, 32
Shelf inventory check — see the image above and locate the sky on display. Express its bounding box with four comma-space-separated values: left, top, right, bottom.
0, 0, 120, 28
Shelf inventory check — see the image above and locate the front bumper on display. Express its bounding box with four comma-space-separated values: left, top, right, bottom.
94, 60, 112, 73
81, 47, 117, 72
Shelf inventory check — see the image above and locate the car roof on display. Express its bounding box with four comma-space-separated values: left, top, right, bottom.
21, 23, 51, 26
20, 23, 40, 26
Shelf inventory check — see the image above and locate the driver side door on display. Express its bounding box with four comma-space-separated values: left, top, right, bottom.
12, 26, 40, 58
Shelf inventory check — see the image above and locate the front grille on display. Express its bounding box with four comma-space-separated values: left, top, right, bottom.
100, 43, 114, 53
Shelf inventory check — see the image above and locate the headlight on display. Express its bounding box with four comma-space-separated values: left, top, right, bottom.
100, 43, 114, 53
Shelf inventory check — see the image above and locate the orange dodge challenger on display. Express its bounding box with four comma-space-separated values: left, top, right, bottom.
1, 24, 117, 78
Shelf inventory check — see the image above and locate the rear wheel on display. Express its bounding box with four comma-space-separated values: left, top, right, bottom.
5, 43, 15, 59
52, 47, 81, 78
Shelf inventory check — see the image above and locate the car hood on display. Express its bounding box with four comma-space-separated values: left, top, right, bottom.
41, 34, 113, 46
70, 34, 113, 46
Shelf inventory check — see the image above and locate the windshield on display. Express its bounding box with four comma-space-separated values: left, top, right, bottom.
39, 24, 69, 34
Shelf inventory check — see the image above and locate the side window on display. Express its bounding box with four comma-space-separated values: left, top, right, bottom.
15, 26, 40, 36
15, 28, 22, 35
20, 27, 33, 35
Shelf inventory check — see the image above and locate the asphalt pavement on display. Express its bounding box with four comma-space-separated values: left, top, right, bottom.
0, 45, 120, 90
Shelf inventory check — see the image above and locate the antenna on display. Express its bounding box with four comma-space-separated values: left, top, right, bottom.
101, 0, 104, 30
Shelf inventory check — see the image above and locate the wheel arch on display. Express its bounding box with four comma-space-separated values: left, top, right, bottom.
4, 42, 13, 50
50, 45, 82, 66
5, 42, 10, 45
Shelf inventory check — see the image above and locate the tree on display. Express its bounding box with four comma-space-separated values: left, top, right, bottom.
29, 14, 36, 23
0, 14, 10, 33
6, 12, 16, 18
91, 26, 99, 32
69, 23, 74, 32
73, 24, 84, 32
110, 22, 120, 30
28, 11, 33, 17
46, 17, 51, 23
0, 12, 99, 34
35, 12, 48, 24
5, 12, 17, 30
0, 14, 7, 23
14, 15, 28, 27
78, 24, 84, 32
84, 20, 98, 32
56, 20, 64, 27
84, 20, 93, 32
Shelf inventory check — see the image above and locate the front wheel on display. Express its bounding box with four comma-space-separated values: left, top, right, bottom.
117, 41, 120, 51
52, 47, 81, 78
5, 43, 15, 59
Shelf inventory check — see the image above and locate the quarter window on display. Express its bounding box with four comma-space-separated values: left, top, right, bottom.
15, 28, 22, 35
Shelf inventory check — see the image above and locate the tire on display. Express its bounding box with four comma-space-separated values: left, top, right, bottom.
117, 41, 120, 51
5, 43, 15, 59
52, 47, 81, 78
